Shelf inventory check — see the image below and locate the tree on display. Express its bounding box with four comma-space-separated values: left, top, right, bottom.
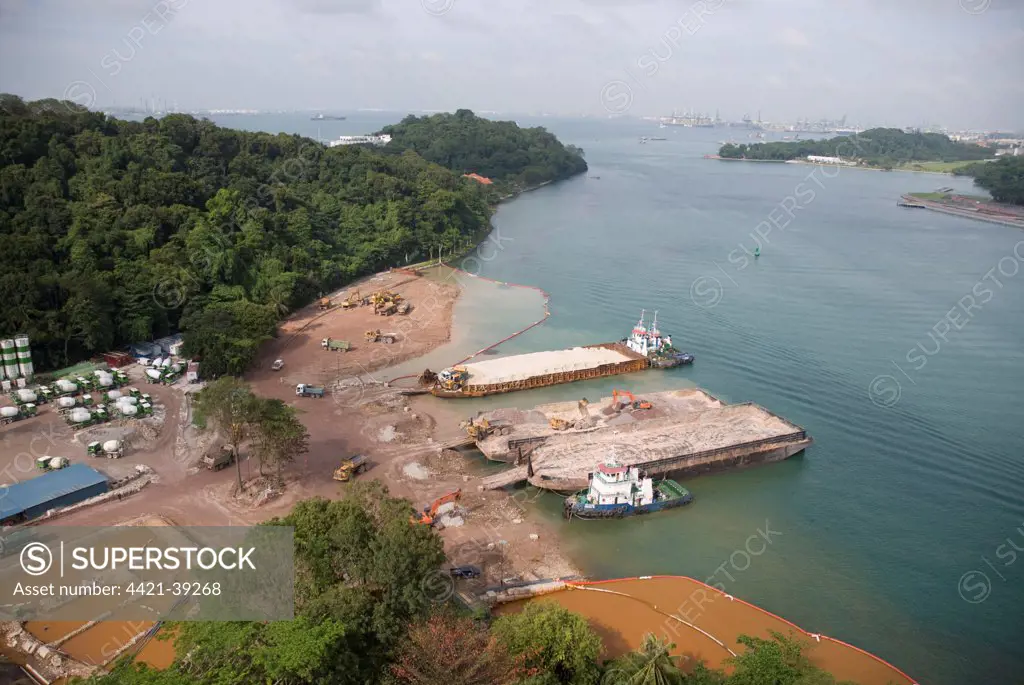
956, 156, 1024, 205
247, 398, 309, 480
390, 612, 523, 685
600, 633, 686, 685
727, 632, 855, 685
492, 601, 603, 685
192, 376, 257, 491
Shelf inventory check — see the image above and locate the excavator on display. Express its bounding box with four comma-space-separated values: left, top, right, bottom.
549, 417, 572, 431
340, 290, 365, 309
412, 489, 462, 526
612, 389, 652, 411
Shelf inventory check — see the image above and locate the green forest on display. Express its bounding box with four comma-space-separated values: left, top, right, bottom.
380, 109, 588, 192
719, 128, 993, 168
0, 97, 552, 375
89, 480, 860, 685
954, 156, 1024, 205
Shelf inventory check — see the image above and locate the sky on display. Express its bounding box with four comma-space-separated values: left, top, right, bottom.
0, 0, 1022, 130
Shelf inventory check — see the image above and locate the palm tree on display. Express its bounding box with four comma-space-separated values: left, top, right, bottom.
601, 633, 686, 685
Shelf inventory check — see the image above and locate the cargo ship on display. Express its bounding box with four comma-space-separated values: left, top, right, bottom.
563, 459, 693, 519
427, 342, 648, 398
426, 312, 692, 398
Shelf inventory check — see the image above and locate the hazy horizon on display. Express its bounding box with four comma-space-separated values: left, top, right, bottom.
1, 0, 1022, 130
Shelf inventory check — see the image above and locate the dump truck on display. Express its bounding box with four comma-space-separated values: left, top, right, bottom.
364, 329, 397, 344
318, 297, 332, 311
437, 366, 468, 391
203, 445, 236, 471
549, 417, 572, 431
396, 302, 410, 315
271, 359, 285, 371
322, 337, 351, 352
296, 384, 325, 399
333, 454, 369, 482
1, 403, 37, 425
466, 417, 511, 440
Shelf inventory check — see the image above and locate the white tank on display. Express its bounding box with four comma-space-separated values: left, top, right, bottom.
16, 389, 36, 402
146, 368, 162, 380
103, 440, 122, 453
119, 404, 138, 416
48, 456, 67, 469
1, 406, 19, 418
152, 357, 164, 368
56, 379, 77, 393
57, 397, 77, 408
106, 390, 123, 400
70, 408, 91, 423
96, 376, 113, 387
118, 396, 138, 405
160, 358, 171, 368
170, 363, 182, 372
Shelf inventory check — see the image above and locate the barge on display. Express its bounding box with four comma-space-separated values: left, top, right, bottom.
427, 343, 648, 398
564, 460, 693, 519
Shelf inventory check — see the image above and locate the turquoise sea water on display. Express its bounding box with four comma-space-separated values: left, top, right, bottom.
215, 113, 1024, 684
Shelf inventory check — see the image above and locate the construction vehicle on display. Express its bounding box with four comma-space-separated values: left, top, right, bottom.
318, 297, 332, 311
365, 329, 397, 344
412, 489, 462, 526
203, 444, 235, 471
100, 440, 124, 458
272, 359, 285, 371
396, 302, 410, 315
296, 383, 325, 399
36, 456, 69, 471
437, 366, 468, 391
332, 454, 369, 482
549, 417, 572, 431
371, 290, 402, 316
322, 337, 351, 352
611, 389, 652, 411
1, 403, 37, 425
87, 441, 102, 457
340, 290, 365, 309
466, 417, 511, 440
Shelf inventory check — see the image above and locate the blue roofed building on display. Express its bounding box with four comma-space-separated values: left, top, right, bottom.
0, 464, 109, 525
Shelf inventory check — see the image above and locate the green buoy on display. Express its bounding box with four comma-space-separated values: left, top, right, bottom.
754, 247, 761, 257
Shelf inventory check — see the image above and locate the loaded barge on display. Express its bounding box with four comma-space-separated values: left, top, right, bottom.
425, 310, 692, 398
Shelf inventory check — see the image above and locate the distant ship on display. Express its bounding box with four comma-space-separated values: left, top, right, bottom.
311, 113, 346, 120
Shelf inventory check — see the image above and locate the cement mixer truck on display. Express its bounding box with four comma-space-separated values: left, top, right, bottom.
36, 456, 68, 471
1, 404, 37, 425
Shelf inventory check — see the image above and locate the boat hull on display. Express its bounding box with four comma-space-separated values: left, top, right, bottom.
564, 492, 694, 519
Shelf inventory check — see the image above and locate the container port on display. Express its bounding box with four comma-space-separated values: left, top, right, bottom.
467, 388, 811, 491
427, 342, 649, 397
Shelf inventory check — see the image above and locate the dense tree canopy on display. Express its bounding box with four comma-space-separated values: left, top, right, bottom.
0, 95, 494, 372
719, 128, 992, 167
380, 109, 587, 190
954, 156, 1024, 205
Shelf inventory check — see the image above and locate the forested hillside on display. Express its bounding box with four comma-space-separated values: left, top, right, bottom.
0, 95, 492, 374
954, 156, 1024, 205
380, 109, 587, 189
719, 128, 993, 167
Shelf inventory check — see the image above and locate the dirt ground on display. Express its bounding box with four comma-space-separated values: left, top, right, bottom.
7, 269, 576, 593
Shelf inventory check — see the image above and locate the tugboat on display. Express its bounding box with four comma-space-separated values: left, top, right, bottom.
563, 459, 693, 519
623, 310, 694, 368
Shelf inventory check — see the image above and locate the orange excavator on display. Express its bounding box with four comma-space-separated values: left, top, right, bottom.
612, 389, 652, 411
412, 489, 462, 526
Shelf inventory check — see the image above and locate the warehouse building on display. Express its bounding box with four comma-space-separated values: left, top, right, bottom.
0, 464, 108, 525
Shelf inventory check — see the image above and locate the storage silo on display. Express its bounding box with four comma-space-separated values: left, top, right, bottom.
1, 339, 18, 381
14, 334, 32, 381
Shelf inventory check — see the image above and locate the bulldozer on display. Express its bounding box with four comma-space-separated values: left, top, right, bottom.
611, 389, 652, 412
466, 417, 511, 440
549, 417, 572, 431
412, 489, 462, 526
370, 290, 402, 316
365, 329, 397, 344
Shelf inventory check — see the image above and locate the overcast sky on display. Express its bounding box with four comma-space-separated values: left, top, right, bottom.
1, 0, 1022, 129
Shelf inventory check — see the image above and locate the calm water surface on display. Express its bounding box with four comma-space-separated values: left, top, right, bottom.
220, 113, 1024, 684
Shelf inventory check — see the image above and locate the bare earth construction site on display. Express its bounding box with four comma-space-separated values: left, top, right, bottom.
477, 388, 812, 492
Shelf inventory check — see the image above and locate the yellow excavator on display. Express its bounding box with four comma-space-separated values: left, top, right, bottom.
341, 290, 365, 309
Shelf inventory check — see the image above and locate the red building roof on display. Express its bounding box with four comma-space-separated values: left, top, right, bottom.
598, 463, 628, 475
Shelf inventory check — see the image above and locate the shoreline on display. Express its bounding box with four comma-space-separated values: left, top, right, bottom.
900, 193, 1024, 229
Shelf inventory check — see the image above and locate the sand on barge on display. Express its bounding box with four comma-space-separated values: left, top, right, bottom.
475, 388, 811, 491
428, 343, 649, 398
